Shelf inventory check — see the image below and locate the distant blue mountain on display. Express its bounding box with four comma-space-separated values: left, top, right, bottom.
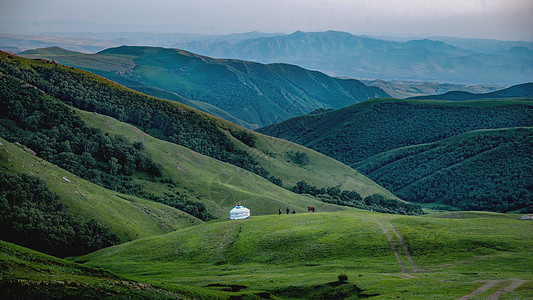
408, 82, 533, 101
176, 30, 533, 85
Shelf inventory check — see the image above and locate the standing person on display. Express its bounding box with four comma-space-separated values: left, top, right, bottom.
279, 208, 282, 215
286, 207, 290, 214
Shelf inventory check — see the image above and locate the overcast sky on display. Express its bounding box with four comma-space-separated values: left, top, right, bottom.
1, 0, 532, 40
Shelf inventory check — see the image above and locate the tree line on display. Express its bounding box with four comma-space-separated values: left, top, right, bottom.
0, 170, 119, 257
292, 180, 423, 215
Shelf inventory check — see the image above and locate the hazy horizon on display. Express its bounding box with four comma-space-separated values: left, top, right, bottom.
1, 0, 532, 41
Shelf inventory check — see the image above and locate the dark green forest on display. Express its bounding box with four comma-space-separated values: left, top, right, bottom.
259, 99, 533, 212
356, 128, 533, 212
0, 74, 211, 220
0, 51, 281, 186
260, 100, 533, 166
0, 170, 119, 257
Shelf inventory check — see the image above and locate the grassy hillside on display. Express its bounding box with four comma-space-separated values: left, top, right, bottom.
0, 240, 256, 299
408, 82, 533, 101
21, 45, 388, 128
0, 138, 201, 241
76, 210, 533, 299
2, 52, 396, 217
355, 128, 533, 212
258, 98, 533, 166
74, 109, 348, 218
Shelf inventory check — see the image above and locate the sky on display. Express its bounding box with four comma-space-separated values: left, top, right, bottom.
1, 0, 533, 40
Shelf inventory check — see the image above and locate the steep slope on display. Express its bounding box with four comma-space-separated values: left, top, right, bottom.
0, 241, 239, 299
0, 138, 201, 242
258, 98, 533, 166
355, 128, 533, 212
77, 210, 533, 299
75, 109, 347, 217
0, 51, 401, 217
258, 98, 533, 212
21, 46, 388, 128
176, 30, 532, 85
408, 82, 533, 101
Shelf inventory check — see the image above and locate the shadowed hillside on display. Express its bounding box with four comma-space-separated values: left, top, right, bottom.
21, 45, 388, 128
355, 128, 533, 212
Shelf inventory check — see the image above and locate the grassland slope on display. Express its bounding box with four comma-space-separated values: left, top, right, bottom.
77, 210, 533, 299
0, 138, 201, 241
0, 240, 264, 299
0, 51, 399, 208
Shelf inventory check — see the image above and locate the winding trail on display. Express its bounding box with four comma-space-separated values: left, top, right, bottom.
487, 279, 527, 300
390, 224, 420, 273
378, 222, 406, 273
456, 279, 527, 300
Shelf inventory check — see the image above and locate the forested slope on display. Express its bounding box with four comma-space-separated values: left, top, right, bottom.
258, 99, 533, 212
258, 99, 533, 166
0, 51, 406, 221
355, 128, 533, 212
21, 46, 388, 128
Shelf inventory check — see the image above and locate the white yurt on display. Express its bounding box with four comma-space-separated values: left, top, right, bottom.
230, 205, 250, 220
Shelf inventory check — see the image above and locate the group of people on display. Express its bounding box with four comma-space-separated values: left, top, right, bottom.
279, 207, 296, 215
278, 206, 316, 214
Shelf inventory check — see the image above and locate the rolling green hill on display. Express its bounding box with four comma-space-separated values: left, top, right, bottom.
20, 45, 388, 129
0, 138, 201, 243
75, 210, 533, 299
355, 128, 533, 212
0, 240, 245, 299
0, 51, 403, 220
258, 98, 533, 166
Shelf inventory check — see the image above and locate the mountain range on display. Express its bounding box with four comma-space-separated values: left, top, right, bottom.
21, 45, 388, 128
408, 82, 533, 101
1, 40, 533, 299
176, 30, 533, 85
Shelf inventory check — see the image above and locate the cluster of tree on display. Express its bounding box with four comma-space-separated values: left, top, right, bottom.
0, 53, 282, 186
286, 150, 310, 166
229, 129, 256, 147
357, 128, 533, 213
136, 181, 213, 221
0, 76, 163, 194
292, 180, 422, 215
0, 170, 119, 257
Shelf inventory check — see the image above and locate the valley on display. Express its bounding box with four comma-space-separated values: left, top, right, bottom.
1, 20, 532, 299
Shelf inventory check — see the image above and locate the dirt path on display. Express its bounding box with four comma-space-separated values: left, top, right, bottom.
457, 280, 502, 300
390, 224, 420, 273
378, 222, 406, 273
487, 279, 527, 300
456, 279, 527, 300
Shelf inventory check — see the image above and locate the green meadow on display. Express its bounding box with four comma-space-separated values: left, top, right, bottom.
75, 210, 533, 299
